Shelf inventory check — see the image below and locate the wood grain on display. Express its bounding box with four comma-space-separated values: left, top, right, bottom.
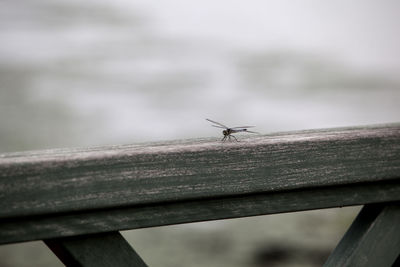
1, 124, 399, 244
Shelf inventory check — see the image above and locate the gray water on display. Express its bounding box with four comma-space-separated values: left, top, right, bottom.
1, 0, 399, 152
0, 1, 399, 266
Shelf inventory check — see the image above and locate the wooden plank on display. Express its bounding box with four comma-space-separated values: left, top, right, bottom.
44, 231, 148, 267
324, 204, 400, 267
1, 124, 399, 219
0, 124, 399, 244
1, 180, 400, 245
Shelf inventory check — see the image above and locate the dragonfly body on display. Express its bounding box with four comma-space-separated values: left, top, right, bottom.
206, 119, 257, 141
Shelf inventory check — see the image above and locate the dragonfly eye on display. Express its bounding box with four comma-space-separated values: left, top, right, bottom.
222, 130, 227, 135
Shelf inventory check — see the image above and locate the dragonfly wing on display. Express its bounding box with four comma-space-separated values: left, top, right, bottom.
211, 125, 226, 129
230, 129, 245, 133
245, 130, 259, 134
206, 118, 228, 129
231, 126, 255, 130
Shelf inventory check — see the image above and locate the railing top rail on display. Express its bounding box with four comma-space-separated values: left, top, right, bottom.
1, 123, 400, 244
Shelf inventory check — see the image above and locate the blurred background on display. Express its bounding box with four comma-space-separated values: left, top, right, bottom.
0, 0, 399, 266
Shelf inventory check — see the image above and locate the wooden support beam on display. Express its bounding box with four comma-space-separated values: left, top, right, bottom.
44, 231, 148, 267
1, 124, 399, 244
1, 180, 400, 245
324, 203, 400, 267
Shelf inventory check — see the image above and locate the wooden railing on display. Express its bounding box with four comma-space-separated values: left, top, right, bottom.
1, 124, 399, 266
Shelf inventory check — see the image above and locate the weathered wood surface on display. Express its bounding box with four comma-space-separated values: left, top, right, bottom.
324, 203, 400, 267
45, 231, 148, 267
1, 124, 400, 244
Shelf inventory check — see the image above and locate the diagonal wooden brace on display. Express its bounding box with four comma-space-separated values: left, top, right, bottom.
324, 203, 400, 267
45, 231, 148, 267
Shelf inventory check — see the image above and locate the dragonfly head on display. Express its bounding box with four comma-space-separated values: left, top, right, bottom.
223, 129, 232, 136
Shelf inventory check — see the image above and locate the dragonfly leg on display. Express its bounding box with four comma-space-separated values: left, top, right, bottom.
221, 135, 226, 142
231, 135, 238, 142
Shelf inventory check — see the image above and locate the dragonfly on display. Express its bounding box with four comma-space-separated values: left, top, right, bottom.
206, 118, 258, 141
